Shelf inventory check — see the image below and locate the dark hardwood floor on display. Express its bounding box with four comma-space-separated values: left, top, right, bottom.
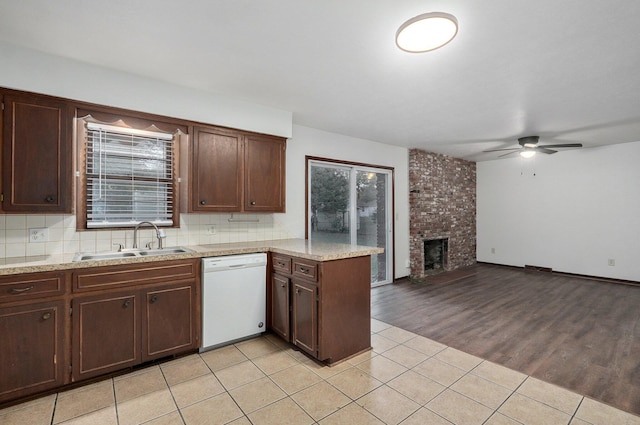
371, 263, 640, 416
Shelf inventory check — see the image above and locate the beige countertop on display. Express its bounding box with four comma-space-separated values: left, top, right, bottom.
0, 239, 384, 276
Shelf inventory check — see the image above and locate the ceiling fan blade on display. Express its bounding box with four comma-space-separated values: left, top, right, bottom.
536, 147, 557, 154
498, 150, 520, 158
483, 148, 520, 153
539, 143, 583, 148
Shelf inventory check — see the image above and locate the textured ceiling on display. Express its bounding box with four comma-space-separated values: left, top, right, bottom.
1, 0, 639, 161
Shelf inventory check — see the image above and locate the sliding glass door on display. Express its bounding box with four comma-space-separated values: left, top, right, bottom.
308, 160, 393, 286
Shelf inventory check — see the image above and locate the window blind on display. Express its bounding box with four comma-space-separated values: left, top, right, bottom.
85, 122, 175, 228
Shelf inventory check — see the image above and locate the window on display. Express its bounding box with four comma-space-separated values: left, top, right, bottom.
80, 121, 177, 229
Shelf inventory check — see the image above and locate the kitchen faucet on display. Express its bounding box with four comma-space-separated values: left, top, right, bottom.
133, 221, 166, 249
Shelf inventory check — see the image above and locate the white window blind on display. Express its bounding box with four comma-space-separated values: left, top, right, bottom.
85, 122, 175, 228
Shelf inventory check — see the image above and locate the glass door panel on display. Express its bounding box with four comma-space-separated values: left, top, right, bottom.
309, 161, 392, 286
310, 165, 351, 244
356, 170, 389, 285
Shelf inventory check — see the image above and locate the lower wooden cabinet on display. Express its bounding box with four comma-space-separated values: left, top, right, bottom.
291, 279, 317, 355
0, 300, 66, 403
72, 291, 140, 381
71, 261, 199, 383
270, 254, 371, 364
270, 273, 290, 340
0, 259, 200, 405
143, 282, 197, 361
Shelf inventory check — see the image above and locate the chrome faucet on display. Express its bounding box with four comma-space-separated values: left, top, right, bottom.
133, 221, 166, 249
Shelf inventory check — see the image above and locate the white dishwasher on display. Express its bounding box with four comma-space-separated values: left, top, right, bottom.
200, 253, 267, 352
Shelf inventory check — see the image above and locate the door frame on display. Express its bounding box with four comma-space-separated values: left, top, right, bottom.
305, 156, 395, 286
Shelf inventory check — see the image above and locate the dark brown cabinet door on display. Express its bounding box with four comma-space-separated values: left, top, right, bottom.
72, 292, 139, 381
0, 300, 65, 403
192, 126, 243, 212
142, 282, 197, 362
292, 280, 317, 356
244, 135, 285, 212
2, 93, 72, 212
271, 273, 290, 340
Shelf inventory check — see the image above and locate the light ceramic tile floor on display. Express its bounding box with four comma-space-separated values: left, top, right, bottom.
2, 320, 640, 425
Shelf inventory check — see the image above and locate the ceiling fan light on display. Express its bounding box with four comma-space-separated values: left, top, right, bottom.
520, 149, 536, 158
396, 12, 458, 53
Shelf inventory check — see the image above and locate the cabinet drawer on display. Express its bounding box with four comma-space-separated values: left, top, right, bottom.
73, 259, 198, 292
0, 272, 66, 303
293, 260, 318, 282
272, 255, 292, 274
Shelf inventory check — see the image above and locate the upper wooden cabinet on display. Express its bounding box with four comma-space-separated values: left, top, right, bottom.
191, 126, 243, 212
186, 125, 286, 213
244, 134, 286, 212
1, 92, 72, 213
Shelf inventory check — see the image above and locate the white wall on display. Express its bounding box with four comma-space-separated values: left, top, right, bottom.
0, 42, 411, 279
0, 41, 292, 138
477, 142, 640, 281
284, 125, 410, 279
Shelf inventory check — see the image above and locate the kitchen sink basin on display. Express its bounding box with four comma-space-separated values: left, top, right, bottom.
77, 252, 138, 261
138, 247, 192, 256
73, 247, 193, 262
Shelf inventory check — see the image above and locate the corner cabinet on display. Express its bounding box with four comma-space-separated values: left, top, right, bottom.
1, 91, 72, 213
270, 254, 371, 364
186, 125, 286, 213
71, 259, 200, 382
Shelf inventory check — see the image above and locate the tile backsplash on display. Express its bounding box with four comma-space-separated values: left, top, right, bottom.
0, 213, 293, 259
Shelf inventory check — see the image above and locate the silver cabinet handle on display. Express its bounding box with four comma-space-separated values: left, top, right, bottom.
10, 285, 34, 294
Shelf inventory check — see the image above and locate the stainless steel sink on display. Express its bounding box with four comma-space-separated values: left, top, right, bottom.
77, 252, 138, 261
73, 247, 193, 262
138, 247, 192, 256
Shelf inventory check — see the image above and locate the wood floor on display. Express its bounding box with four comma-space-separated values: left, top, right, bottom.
371, 263, 640, 416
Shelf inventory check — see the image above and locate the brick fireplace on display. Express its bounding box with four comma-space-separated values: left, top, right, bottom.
409, 149, 476, 278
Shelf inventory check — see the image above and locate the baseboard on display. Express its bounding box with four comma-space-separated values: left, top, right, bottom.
477, 261, 640, 287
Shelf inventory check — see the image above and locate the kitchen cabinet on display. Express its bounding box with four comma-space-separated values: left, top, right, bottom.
270, 273, 290, 340
0, 271, 69, 404
71, 259, 199, 382
0, 300, 66, 403
186, 125, 286, 213
292, 279, 317, 355
269, 253, 371, 364
1, 91, 72, 213
244, 134, 286, 212
72, 290, 140, 380
190, 126, 243, 212
142, 282, 197, 361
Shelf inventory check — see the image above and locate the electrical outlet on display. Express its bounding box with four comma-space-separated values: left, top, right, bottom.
29, 228, 49, 243
207, 225, 216, 235
608, 259, 615, 266
491, 248, 495, 254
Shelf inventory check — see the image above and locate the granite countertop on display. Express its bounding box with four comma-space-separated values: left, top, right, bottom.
0, 239, 384, 276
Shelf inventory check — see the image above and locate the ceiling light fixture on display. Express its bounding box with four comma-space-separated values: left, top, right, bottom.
396, 12, 459, 53
520, 149, 536, 158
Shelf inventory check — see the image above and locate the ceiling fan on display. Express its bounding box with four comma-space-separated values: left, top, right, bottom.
484, 136, 583, 158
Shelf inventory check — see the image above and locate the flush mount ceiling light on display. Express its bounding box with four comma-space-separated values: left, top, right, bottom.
396, 12, 458, 53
